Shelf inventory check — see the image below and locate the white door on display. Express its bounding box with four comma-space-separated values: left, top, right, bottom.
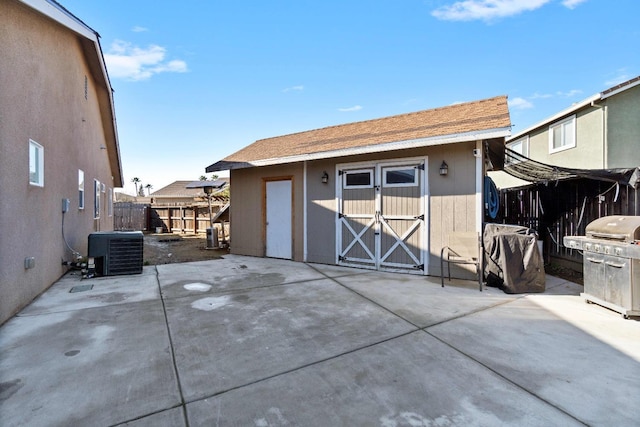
266, 180, 292, 259
337, 159, 427, 274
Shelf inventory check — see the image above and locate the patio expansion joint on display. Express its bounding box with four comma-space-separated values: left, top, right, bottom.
307, 264, 424, 330
159, 275, 334, 303
183, 327, 421, 406
155, 266, 190, 427
422, 304, 590, 426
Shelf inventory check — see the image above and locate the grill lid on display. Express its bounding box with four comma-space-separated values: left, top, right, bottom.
586, 215, 640, 241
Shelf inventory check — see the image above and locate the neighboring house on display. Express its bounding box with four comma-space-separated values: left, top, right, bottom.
505, 76, 640, 172
0, 0, 122, 324
150, 179, 229, 205
206, 96, 511, 277
147, 180, 229, 235
491, 76, 640, 269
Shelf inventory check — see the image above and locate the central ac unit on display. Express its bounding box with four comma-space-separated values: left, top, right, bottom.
88, 231, 144, 276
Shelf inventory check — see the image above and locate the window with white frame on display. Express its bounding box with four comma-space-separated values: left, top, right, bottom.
78, 170, 85, 209
506, 136, 529, 163
343, 169, 373, 189
549, 115, 576, 153
29, 140, 44, 186
382, 166, 418, 187
94, 179, 100, 219
108, 188, 113, 217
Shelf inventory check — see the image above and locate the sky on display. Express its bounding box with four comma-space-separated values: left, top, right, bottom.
59, 0, 640, 196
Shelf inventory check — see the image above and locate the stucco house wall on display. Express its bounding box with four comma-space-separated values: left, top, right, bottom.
507, 77, 640, 171
606, 84, 640, 168
0, 0, 122, 324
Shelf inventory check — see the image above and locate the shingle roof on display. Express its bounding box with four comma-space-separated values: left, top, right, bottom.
151, 179, 229, 197
207, 95, 510, 171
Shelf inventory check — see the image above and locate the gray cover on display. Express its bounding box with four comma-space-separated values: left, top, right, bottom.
483, 224, 545, 294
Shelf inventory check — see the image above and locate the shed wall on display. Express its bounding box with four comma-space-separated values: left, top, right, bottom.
229, 164, 304, 259
297, 142, 480, 276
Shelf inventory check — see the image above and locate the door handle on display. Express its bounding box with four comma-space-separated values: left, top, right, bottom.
605, 261, 625, 268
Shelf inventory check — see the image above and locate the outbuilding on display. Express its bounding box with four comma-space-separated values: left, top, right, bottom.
206, 96, 511, 277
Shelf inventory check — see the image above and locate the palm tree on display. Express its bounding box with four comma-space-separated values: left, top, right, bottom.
145, 183, 153, 196
131, 177, 141, 196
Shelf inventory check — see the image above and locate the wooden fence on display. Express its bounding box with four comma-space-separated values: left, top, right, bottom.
150, 204, 227, 235
113, 202, 149, 231
500, 178, 640, 268
114, 202, 229, 240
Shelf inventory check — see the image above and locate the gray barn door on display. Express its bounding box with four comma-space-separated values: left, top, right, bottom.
337, 160, 426, 274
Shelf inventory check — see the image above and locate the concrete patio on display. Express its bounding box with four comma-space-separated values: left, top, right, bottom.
1, 255, 639, 426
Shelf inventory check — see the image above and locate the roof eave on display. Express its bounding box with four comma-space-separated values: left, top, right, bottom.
508, 76, 640, 142
507, 94, 600, 142
206, 126, 511, 172
21, 0, 123, 186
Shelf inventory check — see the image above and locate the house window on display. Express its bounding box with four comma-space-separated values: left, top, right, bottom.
383, 167, 418, 187
343, 169, 373, 189
29, 139, 44, 186
549, 115, 576, 153
94, 179, 101, 219
108, 188, 113, 217
78, 170, 85, 209
506, 136, 529, 163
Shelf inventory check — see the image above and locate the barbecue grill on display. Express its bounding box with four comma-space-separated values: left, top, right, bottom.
564, 215, 640, 319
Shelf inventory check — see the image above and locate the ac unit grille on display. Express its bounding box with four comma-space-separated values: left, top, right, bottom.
107, 238, 143, 275
88, 232, 144, 276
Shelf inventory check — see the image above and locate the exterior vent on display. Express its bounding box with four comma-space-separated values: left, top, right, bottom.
88, 231, 143, 276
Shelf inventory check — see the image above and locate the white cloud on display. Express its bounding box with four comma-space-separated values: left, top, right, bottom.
530, 92, 553, 99
131, 26, 148, 32
556, 89, 582, 97
338, 105, 362, 112
283, 85, 304, 93
561, 0, 588, 9
508, 97, 534, 110
104, 40, 188, 81
431, 0, 551, 22
605, 70, 631, 87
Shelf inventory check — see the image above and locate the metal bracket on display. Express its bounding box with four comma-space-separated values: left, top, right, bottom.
339, 255, 346, 261
414, 264, 424, 271
414, 214, 425, 220
416, 163, 425, 171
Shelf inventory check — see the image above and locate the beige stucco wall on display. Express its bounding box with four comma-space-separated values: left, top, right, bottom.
0, 1, 117, 324
230, 141, 480, 278
605, 85, 640, 168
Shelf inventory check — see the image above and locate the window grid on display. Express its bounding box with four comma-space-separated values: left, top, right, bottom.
78, 170, 85, 209
29, 140, 44, 187
549, 116, 576, 154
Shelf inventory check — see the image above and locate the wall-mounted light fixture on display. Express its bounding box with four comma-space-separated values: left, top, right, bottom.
321, 171, 329, 184
439, 161, 448, 176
